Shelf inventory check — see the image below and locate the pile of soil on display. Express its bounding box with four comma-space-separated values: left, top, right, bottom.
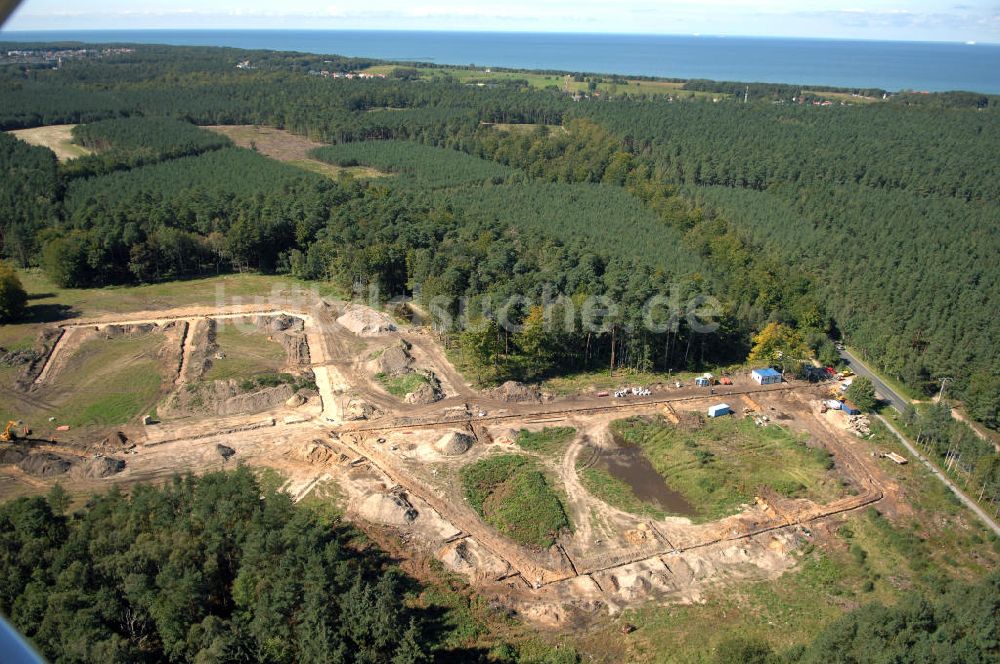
261, 314, 304, 333
346, 400, 384, 421
94, 431, 132, 451
74, 456, 125, 479
218, 384, 295, 417
337, 305, 397, 336
434, 431, 474, 456
163, 380, 295, 418
370, 342, 413, 377
102, 323, 156, 339
404, 381, 441, 405
0, 346, 39, 367
487, 381, 541, 403
285, 392, 307, 408
300, 441, 334, 464
354, 493, 417, 526
492, 428, 519, 445
18, 453, 73, 477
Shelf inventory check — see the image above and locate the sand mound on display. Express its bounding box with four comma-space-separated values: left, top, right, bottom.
94, 431, 132, 451
346, 400, 384, 421
355, 493, 417, 526
216, 444, 236, 459
337, 305, 397, 336
285, 392, 306, 408
493, 428, 519, 445
435, 431, 474, 456
18, 453, 73, 477
75, 456, 125, 479
487, 381, 540, 403
300, 441, 334, 464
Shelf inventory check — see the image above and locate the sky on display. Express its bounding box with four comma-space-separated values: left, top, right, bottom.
3, 0, 1000, 43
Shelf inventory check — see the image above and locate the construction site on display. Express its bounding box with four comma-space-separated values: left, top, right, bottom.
0, 290, 902, 626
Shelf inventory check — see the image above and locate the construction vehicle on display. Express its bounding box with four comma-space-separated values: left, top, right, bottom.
1, 420, 20, 442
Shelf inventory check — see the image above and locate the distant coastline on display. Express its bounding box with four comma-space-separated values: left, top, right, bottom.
2, 29, 999, 93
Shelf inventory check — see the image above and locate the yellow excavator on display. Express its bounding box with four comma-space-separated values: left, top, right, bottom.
1, 420, 20, 442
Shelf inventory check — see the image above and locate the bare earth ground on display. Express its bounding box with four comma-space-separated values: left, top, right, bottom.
7, 125, 93, 161
206, 124, 386, 179
1, 275, 941, 629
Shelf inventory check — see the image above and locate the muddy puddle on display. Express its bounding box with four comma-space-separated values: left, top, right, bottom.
591, 433, 697, 517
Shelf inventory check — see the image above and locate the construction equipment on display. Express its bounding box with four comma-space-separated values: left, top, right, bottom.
1, 420, 19, 442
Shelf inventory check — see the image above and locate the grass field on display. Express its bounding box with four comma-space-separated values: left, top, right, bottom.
1, 333, 166, 430
460, 454, 570, 549
611, 415, 844, 521
514, 426, 576, 457
376, 371, 428, 398
14, 270, 345, 319
203, 320, 287, 382
206, 125, 386, 179
7, 125, 92, 161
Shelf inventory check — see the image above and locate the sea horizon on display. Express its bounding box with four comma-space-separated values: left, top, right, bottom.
3, 29, 999, 93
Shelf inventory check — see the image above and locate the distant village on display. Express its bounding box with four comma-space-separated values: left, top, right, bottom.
2, 47, 135, 66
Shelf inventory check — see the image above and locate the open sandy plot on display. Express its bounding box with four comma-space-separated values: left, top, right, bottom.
7, 125, 93, 161
0, 277, 911, 627
206, 125, 386, 179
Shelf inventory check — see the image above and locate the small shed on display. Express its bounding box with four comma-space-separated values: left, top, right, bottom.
695, 376, 711, 387
751, 368, 782, 385
841, 401, 861, 415
708, 404, 732, 418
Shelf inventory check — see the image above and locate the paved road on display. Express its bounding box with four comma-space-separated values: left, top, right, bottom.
839, 347, 1000, 535
877, 414, 1000, 537
837, 347, 909, 412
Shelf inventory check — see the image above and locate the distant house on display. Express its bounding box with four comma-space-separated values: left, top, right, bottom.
708, 404, 731, 418
841, 401, 861, 415
751, 368, 782, 385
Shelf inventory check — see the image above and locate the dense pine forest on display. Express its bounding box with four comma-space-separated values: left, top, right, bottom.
1, 41, 998, 428
0, 469, 455, 663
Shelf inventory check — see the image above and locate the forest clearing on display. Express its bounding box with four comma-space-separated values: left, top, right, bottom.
7, 124, 92, 160
2, 270, 995, 661
206, 124, 387, 179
